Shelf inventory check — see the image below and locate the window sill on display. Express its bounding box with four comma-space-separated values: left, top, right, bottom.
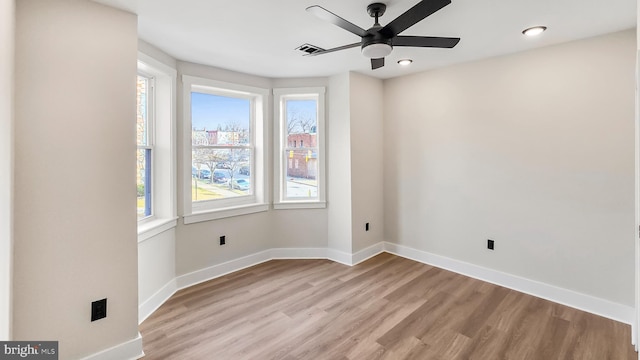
184, 203, 269, 224
274, 201, 326, 210
138, 217, 178, 243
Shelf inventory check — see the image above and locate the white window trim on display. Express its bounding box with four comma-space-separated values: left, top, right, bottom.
273, 87, 326, 210
137, 52, 178, 241
137, 71, 155, 223
182, 75, 268, 224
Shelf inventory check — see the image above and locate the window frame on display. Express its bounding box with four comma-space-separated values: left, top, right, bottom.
273, 87, 326, 209
182, 75, 268, 223
137, 53, 178, 242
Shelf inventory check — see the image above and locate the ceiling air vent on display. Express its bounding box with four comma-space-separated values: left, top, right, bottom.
295, 43, 325, 55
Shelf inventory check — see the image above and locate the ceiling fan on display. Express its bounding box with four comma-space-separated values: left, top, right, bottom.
305, 0, 460, 70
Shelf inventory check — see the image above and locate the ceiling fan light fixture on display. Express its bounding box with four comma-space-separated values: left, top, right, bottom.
362, 43, 393, 59
397, 59, 413, 66
522, 26, 547, 37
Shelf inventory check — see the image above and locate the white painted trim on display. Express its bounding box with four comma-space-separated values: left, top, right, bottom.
273, 87, 327, 207
137, 217, 177, 243
181, 75, 269, 220
176, 250, 273, 290
138, 278, 177, 324
144, 242, 635, 343
327, 248, 353, 266
176, 247, 345, 291
273, 202, 327, 210
270, 247, 327, 259
79, 332, 144, 360
352, 242, 385, 265
183, 204, 269, 224
384, 242, 635, 326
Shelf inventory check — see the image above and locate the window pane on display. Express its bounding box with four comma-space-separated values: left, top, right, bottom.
284, 149, 317, 198
137, 76, 149, 146
137, 148, 151, 219
191, 92, 250, 146
284, 98, 317, 199
137, 75, 152, 219
192, 148, 252, 201
191, 91, 253, 203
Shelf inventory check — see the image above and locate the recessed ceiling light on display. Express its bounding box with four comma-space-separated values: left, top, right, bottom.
522, 26, 547, 37
397, 59, 413, 66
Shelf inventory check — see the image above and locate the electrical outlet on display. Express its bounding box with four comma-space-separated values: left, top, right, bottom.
91, 298, 107, 322
365, 223, 370, 231
220, 235, 226, 246
487, 239, 495, 250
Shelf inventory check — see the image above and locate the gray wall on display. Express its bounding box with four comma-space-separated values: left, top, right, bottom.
13, 0, 139, 357
349, 72, 385, 253
0, 0, 14, 341
384, 30, 636, 306
327, 73, 353, 254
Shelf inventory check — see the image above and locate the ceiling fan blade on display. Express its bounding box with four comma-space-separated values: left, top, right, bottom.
393, 35, 460, 48
380, 0, 451, 38
306, 5, 368, 38
371, 58, 385, 70
305, 42, 360, 56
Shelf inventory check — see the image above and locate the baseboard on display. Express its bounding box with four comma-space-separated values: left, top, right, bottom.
352, 242, 385, 265
146, 242, 636, 343
139, 278, 177, 324
172, 245, 388, 294
175, 249, 273, 290
270, 247, 328, 260
383, 242, 635, 327
326, 248, 352, 265
79, 332, 144, 360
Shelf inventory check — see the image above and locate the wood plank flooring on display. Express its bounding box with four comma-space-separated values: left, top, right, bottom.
140, 253, 636, 359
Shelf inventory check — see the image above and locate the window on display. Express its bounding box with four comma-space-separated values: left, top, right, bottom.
137, 74, 153, 220
137, 53, 177, 240
274, 87, 326, 209
183, 76, 268, 223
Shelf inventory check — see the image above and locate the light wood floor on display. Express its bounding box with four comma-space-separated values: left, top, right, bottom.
140, 253, 636, 359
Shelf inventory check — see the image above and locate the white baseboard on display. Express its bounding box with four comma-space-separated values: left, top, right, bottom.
138, 278, 177, 324
270, 247, 327, 260
326, 248, 352, 265
352, 242, 385, 265
383, 242, 635, 327
175, 249, 273, 290
79, 332, 144, 360
143, 242, 635, 344
171, 244, 386, 296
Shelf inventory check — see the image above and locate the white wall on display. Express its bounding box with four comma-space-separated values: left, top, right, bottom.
14, 1, 140, 358
349, 73, 385, 253
384, 30, 636, 306
0, 0, 14, 341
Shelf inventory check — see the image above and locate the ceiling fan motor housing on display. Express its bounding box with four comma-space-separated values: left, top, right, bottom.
362, 3, 392, 58
361, 31, 393, 57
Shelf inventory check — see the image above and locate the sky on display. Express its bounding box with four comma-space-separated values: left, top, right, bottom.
191, 92, 250, 130
191, 92, 317, 130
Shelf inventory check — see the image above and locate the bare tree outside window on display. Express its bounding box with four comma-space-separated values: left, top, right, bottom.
191, 92, 253, 201
283, 98, 318, 198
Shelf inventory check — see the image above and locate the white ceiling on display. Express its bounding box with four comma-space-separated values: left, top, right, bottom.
93, 0, 636, 80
